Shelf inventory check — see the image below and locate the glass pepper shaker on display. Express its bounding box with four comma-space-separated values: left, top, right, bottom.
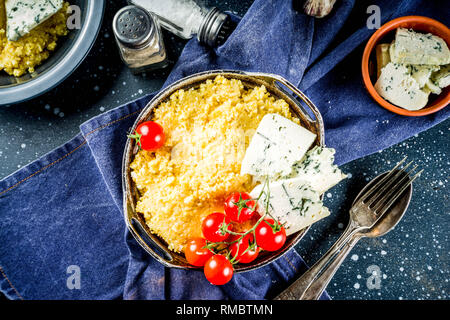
129, 0, 236, 47
113, 5, 169, 74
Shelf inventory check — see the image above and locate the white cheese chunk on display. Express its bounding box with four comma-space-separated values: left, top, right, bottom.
406, 65, 440, 88
431, 64, 450, 88
375, 62, 430, 111
423, 79, 442, 95
250, 179, 329, 236
390, 28, 450, 65
289, 146, 347, 195
6, 0, 63, 41
240, 113, 316, 181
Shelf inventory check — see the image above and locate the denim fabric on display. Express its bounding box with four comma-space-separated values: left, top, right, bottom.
1, 0, 449, 300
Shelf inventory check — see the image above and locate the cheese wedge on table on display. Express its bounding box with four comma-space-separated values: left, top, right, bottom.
250, 178, 329, 236
289, 146, 347, 195
240, 113, 316, 182
390, 28, 450, 65
5, 0, 63, 41
375, 62, 429, 110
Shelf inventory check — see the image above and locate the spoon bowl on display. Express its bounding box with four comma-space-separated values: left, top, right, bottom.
353, 170, 412, 238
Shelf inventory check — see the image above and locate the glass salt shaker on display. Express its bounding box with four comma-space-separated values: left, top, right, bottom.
113, 5, 169, 74
129, 0, 236, 47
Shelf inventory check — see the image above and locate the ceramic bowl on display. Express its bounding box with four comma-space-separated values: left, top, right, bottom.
362, 16, 450, 116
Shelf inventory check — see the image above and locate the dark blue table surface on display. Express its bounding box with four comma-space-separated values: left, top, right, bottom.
0, 0, 448, 300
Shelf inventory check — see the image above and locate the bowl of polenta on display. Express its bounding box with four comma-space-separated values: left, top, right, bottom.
120, 70, 346, 276
0, 0, 105, 105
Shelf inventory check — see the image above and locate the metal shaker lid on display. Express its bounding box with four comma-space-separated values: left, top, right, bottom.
198, 7, 235, 47
113, 5, 154, 48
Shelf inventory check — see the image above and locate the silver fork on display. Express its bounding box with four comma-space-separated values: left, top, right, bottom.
275, 157, 422, 300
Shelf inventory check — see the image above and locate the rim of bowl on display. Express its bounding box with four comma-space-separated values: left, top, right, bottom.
361, 15, 450, 117
0, 0, 106, 106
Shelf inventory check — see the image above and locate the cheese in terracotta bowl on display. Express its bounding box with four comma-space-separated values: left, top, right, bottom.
374, 28, 450, 111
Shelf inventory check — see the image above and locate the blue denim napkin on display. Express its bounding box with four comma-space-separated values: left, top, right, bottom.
0, 0, 449, 300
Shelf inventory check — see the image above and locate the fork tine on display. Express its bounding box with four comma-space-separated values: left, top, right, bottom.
371, 165, 418, 212
358, 157, 407, 204
376, 169, 423, 216
364, 160, 414, 207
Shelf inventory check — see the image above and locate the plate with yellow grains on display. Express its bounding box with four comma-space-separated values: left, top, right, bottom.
0, 0, 70, 77
0, 0, 105, 105
123, 71, 347, 286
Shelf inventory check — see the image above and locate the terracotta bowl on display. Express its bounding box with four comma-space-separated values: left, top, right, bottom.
362, 16, 450, 116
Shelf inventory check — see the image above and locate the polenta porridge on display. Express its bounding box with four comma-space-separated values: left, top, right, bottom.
128, 75, 346, 285
0, 0, 70, 77
130, 76, 299, 252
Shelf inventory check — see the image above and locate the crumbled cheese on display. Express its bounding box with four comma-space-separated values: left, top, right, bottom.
423, 79, 442, 95
406, 64, 440, 88
431, 64, 450, 88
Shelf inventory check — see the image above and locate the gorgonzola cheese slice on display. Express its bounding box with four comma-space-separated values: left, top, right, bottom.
240, 113, 316, 181
6, 0, 63, 41
423, 79, 442, 95
390, 28, 450, 65
431, 64, 450, 88
250, 178, 329, 236
406, 64, 440, 88
289, 146, 347, 195
375, 62, 430, 111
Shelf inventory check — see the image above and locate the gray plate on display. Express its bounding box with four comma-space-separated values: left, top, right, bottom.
122, 70, 326, 273
0, 0, 105, 105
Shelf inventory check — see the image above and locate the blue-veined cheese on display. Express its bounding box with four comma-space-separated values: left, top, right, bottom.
406, 64, 440, 88
431, 64, 450, 88
240, 113, 316, 181
423, 79, 442, 95
390, 28, 450, 65
250, 178, 329, 236
289, 146, 347, 195
374, 62, 429, 111
5, 0, 64, 41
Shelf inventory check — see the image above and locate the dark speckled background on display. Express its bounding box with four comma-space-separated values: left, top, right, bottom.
0, 0, 448, 300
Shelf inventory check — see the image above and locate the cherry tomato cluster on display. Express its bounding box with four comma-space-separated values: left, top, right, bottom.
185, 192, 287, 286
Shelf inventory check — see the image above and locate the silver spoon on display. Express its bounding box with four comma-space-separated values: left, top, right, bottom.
275, 161, 418, 300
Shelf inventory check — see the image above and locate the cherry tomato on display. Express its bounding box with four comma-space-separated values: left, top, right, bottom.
204, 255, 234, 285
184, 237, 213, 267
224, 192, 257, 223
129, 121, 165, 151
229, 234, 260, 264
254, 218, 286, 252
202, 212, 232, 242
